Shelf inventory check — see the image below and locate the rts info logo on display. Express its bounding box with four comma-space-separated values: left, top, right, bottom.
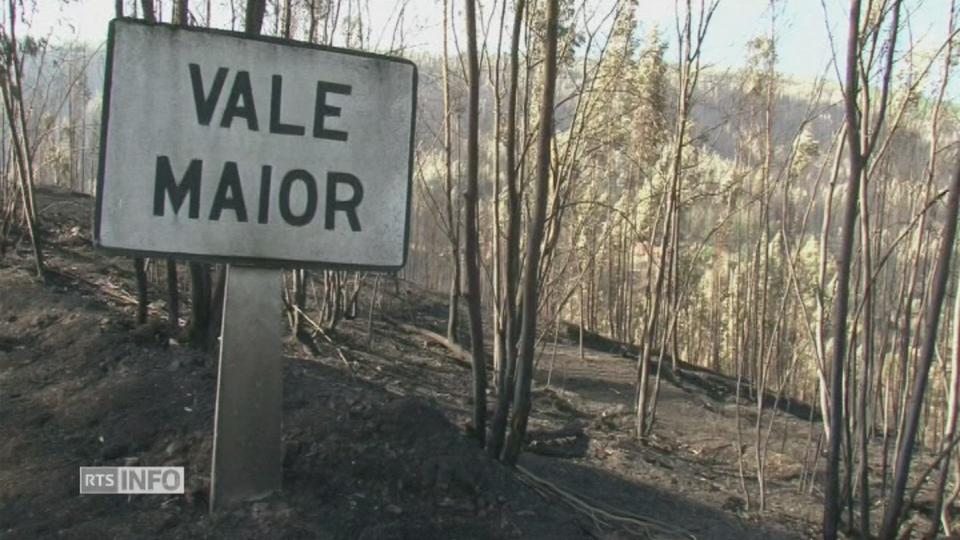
80, 467, 184, 494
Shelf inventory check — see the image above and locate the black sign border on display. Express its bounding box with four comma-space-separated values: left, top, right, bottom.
94, 18, 417, 272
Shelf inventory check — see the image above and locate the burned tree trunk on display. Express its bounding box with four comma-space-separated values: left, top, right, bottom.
166, 260, 179, 333
134, 257, 149, 324
501, 0, 559, 466
487, 0, 526, 461
440, 0, 461, 345
0, 0, 44, 278
187, 262, 212, 348
462, 0, 487, 446
879, 155, 960, 539
823, 2, 865, 536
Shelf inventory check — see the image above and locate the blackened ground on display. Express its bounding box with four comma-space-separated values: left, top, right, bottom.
1, 187, 814, 539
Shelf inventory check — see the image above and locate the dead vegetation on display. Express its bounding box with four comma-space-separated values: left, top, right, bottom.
0, 187, 815, 539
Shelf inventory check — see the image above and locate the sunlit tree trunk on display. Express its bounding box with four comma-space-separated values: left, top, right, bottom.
442, 0, 461, 344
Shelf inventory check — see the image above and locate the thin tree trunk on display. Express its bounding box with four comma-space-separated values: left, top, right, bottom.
462, 0, 486, 446
188, 262, 211, 348
366, 274, 380, 347
292, 269, 307, 335
141, 0, 157, 22
824, 2, 864, 536
166, 259, 179, 332
441, 0, 460, 344
282, 0, 292, 38
879, 156, 960, 539
245, 0, 266, 34
817, 125, 847, 443
174, 0, 189, 25
489, 0, 507, 393
134, 257, 148, 324
487, 0, 525, 461
856, 123, 874, 539
927, 6, 959, 533
501, 0, 559, 466
930, 284, 960, 537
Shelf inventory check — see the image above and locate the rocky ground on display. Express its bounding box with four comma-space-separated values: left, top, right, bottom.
0, 187, 823, 539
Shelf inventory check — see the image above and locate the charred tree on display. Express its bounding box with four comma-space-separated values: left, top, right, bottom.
134, 257, 148, 324
462, 0, 486, 446
879, 156, 960, 538
487, 0, 526, 461
823, 2, 865, 536
501, 0, 560, 466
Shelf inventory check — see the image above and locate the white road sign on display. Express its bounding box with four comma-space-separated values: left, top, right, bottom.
95, 20, 416, 269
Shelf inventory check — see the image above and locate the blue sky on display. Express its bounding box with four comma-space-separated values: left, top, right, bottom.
22, 0, 959, 89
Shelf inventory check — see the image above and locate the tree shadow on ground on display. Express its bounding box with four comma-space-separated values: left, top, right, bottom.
519, 453, 808, 540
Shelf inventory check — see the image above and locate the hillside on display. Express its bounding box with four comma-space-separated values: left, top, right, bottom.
0, 187, 830, 539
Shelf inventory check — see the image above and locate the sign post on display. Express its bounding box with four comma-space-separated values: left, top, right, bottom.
95, 19, 416, 512
210, 266, 282, 508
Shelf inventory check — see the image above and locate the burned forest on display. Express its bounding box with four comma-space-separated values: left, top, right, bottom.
2, 0, 960, 539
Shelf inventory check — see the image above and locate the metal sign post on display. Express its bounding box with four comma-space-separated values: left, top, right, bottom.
94, 19, 416, 512
209, 266, 282, 508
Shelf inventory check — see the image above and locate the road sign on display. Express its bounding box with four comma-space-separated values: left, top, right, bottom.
96, 19, 417, 270
95, 19, 417, 513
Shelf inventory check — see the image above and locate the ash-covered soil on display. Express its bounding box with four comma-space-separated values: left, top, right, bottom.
1, 187, 817, 539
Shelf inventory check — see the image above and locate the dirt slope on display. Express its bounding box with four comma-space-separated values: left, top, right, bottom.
1, 187, 817, 539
